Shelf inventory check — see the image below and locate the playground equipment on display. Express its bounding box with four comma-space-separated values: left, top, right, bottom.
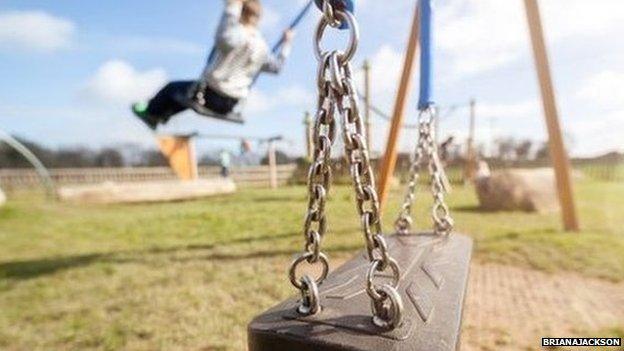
249, 1, 472, 350
175, 1, 315, 124
377, 0, 580, 232
156, 133, 285, 189
57, 178, 236, 204
0, 129, 55, 198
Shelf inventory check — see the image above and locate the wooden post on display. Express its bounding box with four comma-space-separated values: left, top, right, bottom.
268, 140, 278, 189
363, 60, 373, 152
464, 99, 477, 182
156, 135, 198, 181
304, 112, 314, 161
377, 2, 421, 211
524, 0, 579, 231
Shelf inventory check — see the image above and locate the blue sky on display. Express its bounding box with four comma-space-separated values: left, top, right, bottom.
1, 0, 622, 157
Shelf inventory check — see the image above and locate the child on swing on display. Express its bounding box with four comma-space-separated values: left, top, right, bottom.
132, 0, 295, 129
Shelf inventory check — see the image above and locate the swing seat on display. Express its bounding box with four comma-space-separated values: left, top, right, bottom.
249, 232, 472, 351
174, 90, 246, 125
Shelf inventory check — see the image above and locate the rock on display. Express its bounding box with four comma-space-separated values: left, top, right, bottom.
474, 168, 559, 213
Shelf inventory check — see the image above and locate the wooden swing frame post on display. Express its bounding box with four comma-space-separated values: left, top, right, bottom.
524, 0, 579, 231
378, 0, 579, 232
377, 2, 421, 211
304, 111, 314, 161
464, 99, 477, 182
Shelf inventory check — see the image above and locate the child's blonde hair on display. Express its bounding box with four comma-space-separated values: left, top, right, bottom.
242, 0, 262, 26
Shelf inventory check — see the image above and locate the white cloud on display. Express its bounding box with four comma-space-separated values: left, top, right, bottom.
246, 85, 313, 114
577, 71, 624, 109
261, 6, 282, 30
82, 60, 167, 105
0, 10, 75, 51
106, 36, 204, 55
477, 100, 540, 120
573, 70, 624, 155
350, 44, 405, 115
437, 0, 624, 77
437, 0, 528, 76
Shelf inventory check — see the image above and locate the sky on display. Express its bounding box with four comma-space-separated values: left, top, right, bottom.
0, 0, 623, 158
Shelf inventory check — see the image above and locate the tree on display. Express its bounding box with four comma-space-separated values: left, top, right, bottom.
494, 137, 517, 161
54, 148, 95, 168
535, 142, 549, 161
515, 140, 533, 161
261, 149, 292, 165
139, 150, 169, 167
94, 148, 125, 167
0, 136, 55, 168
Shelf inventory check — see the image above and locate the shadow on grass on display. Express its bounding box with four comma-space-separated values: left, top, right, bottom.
0, 230, 356, 281
451, 205, 485, 213
252, 195, 305, 203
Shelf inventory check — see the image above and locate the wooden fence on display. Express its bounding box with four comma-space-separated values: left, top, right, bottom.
0, 164, 298, 193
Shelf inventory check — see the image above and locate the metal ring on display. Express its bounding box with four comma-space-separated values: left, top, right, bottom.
394, 216, 413, 235
298, 275, 321, 315
371, 284, 404, 330
366, 258, 401, 301
314, 10, 359, 64
289, 252, 330, 289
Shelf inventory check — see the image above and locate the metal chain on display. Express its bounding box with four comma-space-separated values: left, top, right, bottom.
289, 1, 404, 330
338, 61, 403, 330
288, 51, 335, 316
395, 107, 454, 236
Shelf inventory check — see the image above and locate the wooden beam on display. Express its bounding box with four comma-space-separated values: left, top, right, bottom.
377, 2, 421, 211
304, 112, 313, 161
464, 99, 477, 182
524, 0, 579, 231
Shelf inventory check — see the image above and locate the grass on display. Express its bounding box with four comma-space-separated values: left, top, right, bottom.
0, 180, 622, 350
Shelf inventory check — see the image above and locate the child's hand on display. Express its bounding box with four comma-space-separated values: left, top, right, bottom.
283, 29, 295, 43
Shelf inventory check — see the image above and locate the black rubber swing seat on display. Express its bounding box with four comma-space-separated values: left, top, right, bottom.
248, 232, 473, 351
174, 91, 245, 125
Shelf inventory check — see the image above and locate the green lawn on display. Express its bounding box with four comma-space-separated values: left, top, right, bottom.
0, 180, 622, 350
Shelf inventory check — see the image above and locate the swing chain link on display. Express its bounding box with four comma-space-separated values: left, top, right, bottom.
395, 107, 455, 237
336, 61, 403, 330
288, 50, 336, 316
289, 1, 404, 329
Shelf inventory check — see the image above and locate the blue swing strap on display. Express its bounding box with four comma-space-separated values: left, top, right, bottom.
418, 0, 434, 111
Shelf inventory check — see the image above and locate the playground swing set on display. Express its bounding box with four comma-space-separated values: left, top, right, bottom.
156, 132, 285, 188
248, 0, 581, 349
249, 1, 473, 350
173, 0, 315, 124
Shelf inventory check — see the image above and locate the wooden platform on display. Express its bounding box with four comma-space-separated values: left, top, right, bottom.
57, 179, 236, 204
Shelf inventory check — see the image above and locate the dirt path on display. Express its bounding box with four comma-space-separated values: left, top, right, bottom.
462, 263, 624, 351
